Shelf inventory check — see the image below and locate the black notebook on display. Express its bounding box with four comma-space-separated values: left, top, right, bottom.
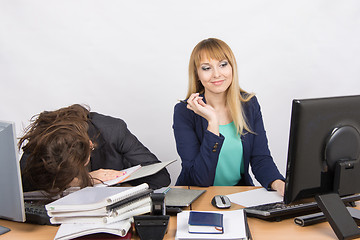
188, 211, 224, 234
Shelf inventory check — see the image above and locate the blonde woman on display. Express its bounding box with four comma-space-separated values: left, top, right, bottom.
173, 38, 285, 195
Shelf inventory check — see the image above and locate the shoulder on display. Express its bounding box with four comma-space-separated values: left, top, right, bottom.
241, 95, 263, 127
242, 94, 260, 111
174, 101, 188, 113
174, 94, 205, 117
174, 101, 194, 119
173, 101, 203, 130
89, 112, 127, 132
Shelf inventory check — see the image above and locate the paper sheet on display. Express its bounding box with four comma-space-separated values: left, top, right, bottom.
226, 188, 283, 207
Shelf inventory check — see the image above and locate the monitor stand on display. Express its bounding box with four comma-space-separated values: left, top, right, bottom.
319, 125, 360, 239
316, 193, 360, 240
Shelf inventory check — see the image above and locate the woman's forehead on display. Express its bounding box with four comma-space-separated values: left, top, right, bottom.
198, 50, 227, 64
201, 47, 225, 58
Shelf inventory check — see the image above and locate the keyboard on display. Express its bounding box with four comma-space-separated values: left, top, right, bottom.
244, 194, 360, 221
24, 201, 52, 225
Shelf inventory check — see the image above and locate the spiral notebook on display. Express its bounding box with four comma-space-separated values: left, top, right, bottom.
46, 183, 149, 212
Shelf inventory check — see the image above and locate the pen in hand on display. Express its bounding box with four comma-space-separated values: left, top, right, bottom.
116, 171, 127, 178
178, 99, 187, 104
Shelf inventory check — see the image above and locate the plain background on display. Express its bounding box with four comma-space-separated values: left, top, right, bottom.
1, 0, 360, 185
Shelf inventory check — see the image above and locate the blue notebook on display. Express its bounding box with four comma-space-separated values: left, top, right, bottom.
188, 211, 224, 234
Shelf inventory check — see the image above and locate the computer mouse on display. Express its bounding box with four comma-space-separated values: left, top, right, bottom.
211, 195, 231, 209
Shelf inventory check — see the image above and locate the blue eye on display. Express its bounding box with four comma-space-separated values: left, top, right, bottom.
220, 61, 228, 67
201, 66, 210, 71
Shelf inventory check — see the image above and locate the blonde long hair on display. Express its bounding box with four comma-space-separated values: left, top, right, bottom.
186, 38, 255, 135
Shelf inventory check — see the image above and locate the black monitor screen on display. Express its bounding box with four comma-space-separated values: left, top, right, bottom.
284, 95, 360, 204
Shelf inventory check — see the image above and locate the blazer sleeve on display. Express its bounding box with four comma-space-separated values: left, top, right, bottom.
113, 119, 171, 189
89, 113, 171, 190
173, 102, 225, 186
245, 97, 285, 189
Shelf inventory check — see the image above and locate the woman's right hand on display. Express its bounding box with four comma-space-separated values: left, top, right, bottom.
186, 93, 219, 135
69, 169, 127, 187
271, 179, 285, 197
89, 169, 126, 184
186, 93, 216, 120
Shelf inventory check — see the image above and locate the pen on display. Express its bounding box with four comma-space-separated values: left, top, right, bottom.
163, 187, 171, 194
178, 99, 187, 104
116, 171, 127, 178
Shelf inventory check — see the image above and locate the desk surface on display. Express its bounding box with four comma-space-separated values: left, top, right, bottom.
1, 186, 358, 240
189, 186, 348, 240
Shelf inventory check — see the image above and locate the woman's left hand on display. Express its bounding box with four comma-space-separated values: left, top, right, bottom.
271, 179, 285, 196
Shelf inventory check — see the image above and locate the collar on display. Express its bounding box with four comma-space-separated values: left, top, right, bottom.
87, 113, 106, 149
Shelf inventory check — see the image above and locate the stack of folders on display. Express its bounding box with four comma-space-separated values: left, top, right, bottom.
46, 183, 152, 240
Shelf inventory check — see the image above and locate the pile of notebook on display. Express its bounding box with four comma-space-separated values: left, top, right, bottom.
46, 183, 152, 240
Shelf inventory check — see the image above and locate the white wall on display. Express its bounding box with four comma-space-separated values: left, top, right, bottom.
1, 0, 360, 185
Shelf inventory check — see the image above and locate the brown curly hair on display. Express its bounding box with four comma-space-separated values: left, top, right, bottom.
19, 104, 94, 197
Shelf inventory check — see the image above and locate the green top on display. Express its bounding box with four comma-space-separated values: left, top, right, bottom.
213, 122, 244, 186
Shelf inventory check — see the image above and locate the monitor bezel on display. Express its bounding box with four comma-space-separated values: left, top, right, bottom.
0, 120, 25, 222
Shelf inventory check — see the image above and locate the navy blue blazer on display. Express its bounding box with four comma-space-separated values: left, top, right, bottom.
173, 95, 284, 188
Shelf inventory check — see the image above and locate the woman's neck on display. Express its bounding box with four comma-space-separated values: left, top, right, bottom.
204, 91, 232, 125
204, 91, 227, 110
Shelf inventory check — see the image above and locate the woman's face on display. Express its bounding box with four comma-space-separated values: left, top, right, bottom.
197, 56, 232, 95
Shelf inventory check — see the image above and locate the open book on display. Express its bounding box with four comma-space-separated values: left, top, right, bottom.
54, 218, 133, 240
46, 183, 149, 212
94, 159, 176, 187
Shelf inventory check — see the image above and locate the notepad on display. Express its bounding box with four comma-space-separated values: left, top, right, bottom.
188, 211, 223, 234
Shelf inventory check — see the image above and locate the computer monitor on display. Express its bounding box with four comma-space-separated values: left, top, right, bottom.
284, 95, 360, 239
0, 121, 25, 231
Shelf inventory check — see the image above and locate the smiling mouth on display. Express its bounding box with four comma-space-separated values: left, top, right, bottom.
211, 80, 225, 86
